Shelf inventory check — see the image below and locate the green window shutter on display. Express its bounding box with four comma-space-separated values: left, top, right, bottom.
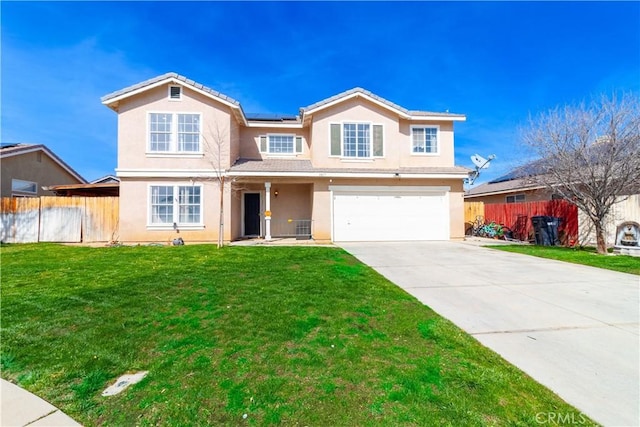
330, 124, 341, 156
260, 136, 267, 153
373, 125, 383, 157
295, 136, 303, 153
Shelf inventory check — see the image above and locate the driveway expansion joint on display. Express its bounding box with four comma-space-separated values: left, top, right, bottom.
471, 324, 610, 336
24, 409, 58, 426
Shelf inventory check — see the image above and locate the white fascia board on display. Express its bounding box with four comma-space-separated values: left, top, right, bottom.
228, 171, 470, 179
330, 185, 451, 192
304, 92, 411, 119
245, 122, 304, 129
116, 168, 224, 178
102, 78, 175, 105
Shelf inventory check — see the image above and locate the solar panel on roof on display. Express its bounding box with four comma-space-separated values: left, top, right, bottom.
245, 112, 298, 121
488, 161, 545, 184
0, 143, 20, 149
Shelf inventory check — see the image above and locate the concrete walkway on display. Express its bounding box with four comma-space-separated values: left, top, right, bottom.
1, 379, 81, 426
339, 241, 639, 427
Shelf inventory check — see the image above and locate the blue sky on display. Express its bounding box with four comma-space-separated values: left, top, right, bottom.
2, 1, 639, 184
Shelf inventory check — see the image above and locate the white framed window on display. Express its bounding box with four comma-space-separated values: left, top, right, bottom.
411, 125, 439, 155
329, 122, 384, 158
148, 113, 201, 154
12, 179, 37, 195
343, 123, 370, 157
149, 184, 202, 227
169, 86, 182, 100
259, 134, 303, 155
506, 194, 525, 203
177, 114, 200, 152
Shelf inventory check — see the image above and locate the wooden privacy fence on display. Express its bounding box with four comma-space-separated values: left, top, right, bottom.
464, 202, 485, 225
1, 196, 119, 243
482, 200, 579, 244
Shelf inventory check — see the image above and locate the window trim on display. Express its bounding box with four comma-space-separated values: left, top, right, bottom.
168, 85, 182, 101
146, 112, 203, 155
267, 133, 296, 155
329, 122, 384, 159
410, 125, 440, 156
11, 178, 38, 195
506, 194, 526, 203
147, 183, 205, 230
259, 133, 303, 156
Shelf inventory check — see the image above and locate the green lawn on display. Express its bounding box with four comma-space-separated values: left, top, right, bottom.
1, 244, 594, 426
488, 245, 640, 275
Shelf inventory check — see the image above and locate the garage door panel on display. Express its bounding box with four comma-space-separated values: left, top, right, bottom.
333, 192, 449, 242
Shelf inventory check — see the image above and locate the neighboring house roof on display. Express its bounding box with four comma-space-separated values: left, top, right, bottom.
465, 161, 547, 198
301, 87, 467, 122
43, 182, 119, 197
230, 158, 471, 179
91, 175, 120, 184
101, 73, 465, 128
0, 143, 87, 183
465, 177, 545, 198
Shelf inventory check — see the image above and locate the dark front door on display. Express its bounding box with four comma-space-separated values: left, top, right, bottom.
244, 193, 261, 236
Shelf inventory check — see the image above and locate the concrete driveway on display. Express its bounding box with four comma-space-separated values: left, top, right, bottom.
339, 241, 639, 427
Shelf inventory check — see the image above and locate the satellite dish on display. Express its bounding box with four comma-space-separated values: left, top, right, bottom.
467, 154, 496, 185
471, 154, 495, 169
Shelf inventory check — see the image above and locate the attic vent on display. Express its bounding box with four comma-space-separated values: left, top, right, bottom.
169, 86, 181, 100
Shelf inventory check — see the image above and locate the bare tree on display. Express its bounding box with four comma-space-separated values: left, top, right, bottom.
202, 120, 229, 249
520, 93, 640, 254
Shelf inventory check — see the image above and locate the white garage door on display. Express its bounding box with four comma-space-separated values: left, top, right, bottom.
332, 187, 450, 242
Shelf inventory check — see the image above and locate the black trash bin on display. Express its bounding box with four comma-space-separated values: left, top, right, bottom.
531, 216, 562, 246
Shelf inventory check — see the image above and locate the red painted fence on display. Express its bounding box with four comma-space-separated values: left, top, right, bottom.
483, 200, 579, 244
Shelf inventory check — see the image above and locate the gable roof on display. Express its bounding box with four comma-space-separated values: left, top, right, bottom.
0, 143, 86, 183
102, 73, 466, 128
300, 87, 466, 122
101, 72, 248, 124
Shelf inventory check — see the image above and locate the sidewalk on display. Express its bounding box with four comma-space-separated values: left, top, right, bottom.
1, 379, 81, 426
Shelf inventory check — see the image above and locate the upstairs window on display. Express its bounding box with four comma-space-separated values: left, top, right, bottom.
150, 113, 172, 152
148, 113, 200, 153
177, 114, 200, 152
259, 134, 303, 155
169, 86, 182, 100
343, 123, 370, 158
330, 123, 384, 158
411, 126, 439, 154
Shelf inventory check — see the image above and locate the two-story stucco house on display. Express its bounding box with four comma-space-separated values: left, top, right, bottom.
102, 73, 470, 243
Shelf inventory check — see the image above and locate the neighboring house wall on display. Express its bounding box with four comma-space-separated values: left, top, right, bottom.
1, 150, 84, 197
467, 188, 553, 205
578, 194, 640, 247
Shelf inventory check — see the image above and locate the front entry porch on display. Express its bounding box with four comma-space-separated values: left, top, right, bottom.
236, 181, 313, 240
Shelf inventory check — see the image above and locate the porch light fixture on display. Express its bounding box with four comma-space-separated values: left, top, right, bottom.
274, 190, 279, 198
